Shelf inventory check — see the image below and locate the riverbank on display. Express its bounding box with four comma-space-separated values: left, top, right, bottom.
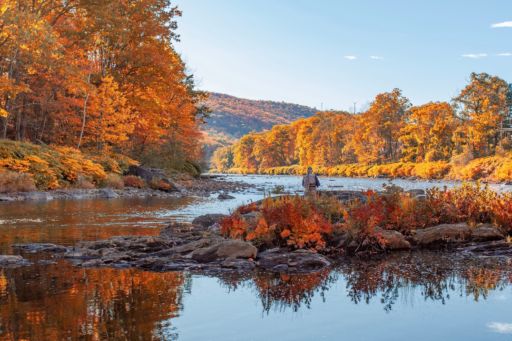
221, 155, 512, 183
0, 176, 251, 202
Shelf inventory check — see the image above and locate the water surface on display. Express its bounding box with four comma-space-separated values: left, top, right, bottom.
0, 175, 511, 340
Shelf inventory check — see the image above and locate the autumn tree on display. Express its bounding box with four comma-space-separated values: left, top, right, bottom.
399, 102, 456, 162
348, 89, 410, 164
453, 73, 509, 156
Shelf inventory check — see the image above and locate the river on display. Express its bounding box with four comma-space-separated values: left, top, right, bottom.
0, 175, 511, 340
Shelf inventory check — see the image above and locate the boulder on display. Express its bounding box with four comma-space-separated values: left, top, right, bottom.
98, 188, 118, 199
257, 248, 331, 273
127, 165, 167, 182
414, 223, 472, 247
192, 214, 228, 229
127, 165, 181, 192
190, 240, 257, 263
374, 227, 411, 250
217, 193, 235, 200
471, 224, 505, 242
0, 255, 31, 267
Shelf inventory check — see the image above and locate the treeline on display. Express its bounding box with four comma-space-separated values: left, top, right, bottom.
213, 73, 512, 180
0, 0, 206, 171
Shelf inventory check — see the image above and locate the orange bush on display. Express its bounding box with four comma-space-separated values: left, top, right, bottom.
222, 196, 334, 250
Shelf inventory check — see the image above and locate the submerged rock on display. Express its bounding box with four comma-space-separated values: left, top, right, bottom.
257, 248, 331, 273
0, 255, 31, 268
414, 223, 472, 247
217, 193, 235, 200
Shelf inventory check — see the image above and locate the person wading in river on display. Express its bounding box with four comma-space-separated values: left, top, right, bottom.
302, 167, 320, 197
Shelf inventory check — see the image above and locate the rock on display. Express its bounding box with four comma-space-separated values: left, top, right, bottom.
321, 190, 367, 203
127, 166, 181, 192
191, 240, 257, 263
0, 195, 16, 202
171, 238, 215, 254
414, 223, 472, 247
257, 248, 331, 273
98, 188, 118, 199
192, 214, 228, 229
406, 189, 426, 198
127, 165, 167, 182
13, 243, 68, 253
217, 193, 235, 200
221, 258, 256, 270
374, 227, 411, 250
0, 255, 31, 267
459, 240, 512, 256
471, 224, 505, 242
24, 192, 53, 201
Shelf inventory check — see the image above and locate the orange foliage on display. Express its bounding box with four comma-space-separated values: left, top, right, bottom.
222, 196, 334, 250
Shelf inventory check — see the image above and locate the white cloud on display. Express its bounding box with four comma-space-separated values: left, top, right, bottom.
370, 56, 384, 60
344, 55, 357, 60
461, 53, 488, 59
487, 322, 512, 334
491, 21, 512, 28
497, 52, 512, 57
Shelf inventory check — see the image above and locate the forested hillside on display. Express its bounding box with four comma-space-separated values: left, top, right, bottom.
213, 73, 512, 182
201, 93, 316, 160
0, 1, 206, 176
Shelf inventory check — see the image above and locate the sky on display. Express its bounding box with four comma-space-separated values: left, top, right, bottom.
174, 0, 512, 111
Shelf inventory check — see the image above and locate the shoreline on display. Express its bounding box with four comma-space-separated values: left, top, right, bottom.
0, 176, 252, 202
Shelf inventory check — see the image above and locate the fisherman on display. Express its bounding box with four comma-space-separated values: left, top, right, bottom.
302, 166, 320, 196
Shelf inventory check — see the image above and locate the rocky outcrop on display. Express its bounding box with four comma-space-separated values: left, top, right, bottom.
414, 223, 472, 247
374, 228, 411, 250
471, 224, 505, 242
190, 240, 257, 262
126, 166, 181, 192
257, 248, 331, 273
0, 255, 31, 268
413, 223, 506, 247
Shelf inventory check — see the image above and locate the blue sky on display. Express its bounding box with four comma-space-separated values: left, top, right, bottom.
175, 0, 512, 111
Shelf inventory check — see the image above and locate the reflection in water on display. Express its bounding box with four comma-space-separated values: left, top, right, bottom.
0, 261, 187, 340
219, 253, 512, 314
0, 197, 197, 253
0, 253, 511, 339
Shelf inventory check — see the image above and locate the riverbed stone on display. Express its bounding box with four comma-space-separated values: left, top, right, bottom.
191, 240, 257, 263
0, 255, 31, 267
374, 228, 411, 250
13, 243, 68, 253
414, 223, 472, 247
99, 188, 119, 199
217, 193, 235, 200
257, 248, 331, 273
192, 214, 228, 229
471, 224, 505, 242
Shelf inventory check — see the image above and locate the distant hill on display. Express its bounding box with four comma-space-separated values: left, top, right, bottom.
201, 92, 317, 160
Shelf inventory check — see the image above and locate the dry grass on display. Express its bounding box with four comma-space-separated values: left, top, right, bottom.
0, 171, 36, 193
